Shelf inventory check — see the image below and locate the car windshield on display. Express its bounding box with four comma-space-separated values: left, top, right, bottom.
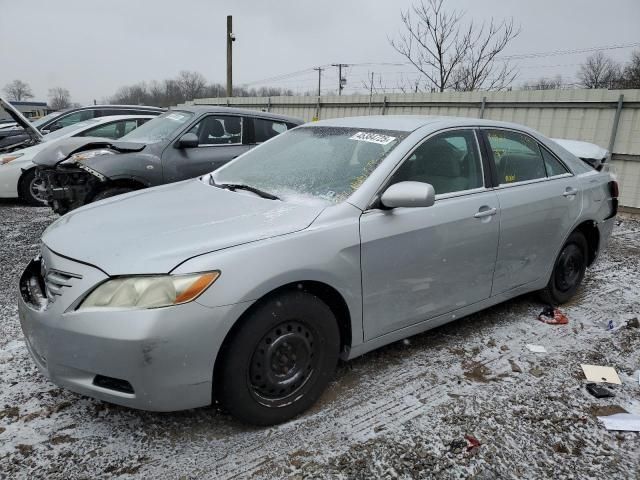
213, 126, 408, 204
32, 111, 64, 128
118, 110, 193, 144
42, 119, 102, 141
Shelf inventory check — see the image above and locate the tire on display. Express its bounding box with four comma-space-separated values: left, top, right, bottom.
215, 290, 340, 426
92, 187, 135, 203
18, 169, 47, 206
539, 231, 588, 305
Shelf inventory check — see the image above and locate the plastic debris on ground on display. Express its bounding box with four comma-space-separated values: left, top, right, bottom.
581, 364, 622, 384
598, 414, 640, 432
526, 344, 547, 353
537, 306, 569, 325
464, 434, 481, 454
586, 383, 615, 398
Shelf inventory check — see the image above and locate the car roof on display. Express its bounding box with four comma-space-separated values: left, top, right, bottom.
171, 105, 303, 124
57, 105, 164, 114
309, 115, 544, 134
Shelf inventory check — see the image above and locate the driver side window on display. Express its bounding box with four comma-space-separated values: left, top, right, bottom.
389, 130, 484, 195
187, 115, 243, 146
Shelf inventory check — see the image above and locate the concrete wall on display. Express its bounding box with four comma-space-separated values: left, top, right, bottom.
183, 89, 640, 208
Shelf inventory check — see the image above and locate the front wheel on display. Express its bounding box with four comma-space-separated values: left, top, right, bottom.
18, 169, 47, 206
540, 231, 588, 305
215, 291, 340, 426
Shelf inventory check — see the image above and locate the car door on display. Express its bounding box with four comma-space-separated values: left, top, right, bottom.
360, 129, 500, 340
161, 114, 252, 182
481, 128, 582, 296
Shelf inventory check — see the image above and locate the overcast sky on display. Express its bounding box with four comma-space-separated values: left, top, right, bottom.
1, 0, 638, 104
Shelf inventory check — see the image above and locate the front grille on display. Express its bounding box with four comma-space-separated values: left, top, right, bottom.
44, 269, 82, 301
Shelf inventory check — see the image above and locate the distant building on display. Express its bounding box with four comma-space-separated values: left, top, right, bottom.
0, 101, 52, 121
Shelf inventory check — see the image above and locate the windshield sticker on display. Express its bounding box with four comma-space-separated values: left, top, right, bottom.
349, 132, 396, 145
166, 113, 187, 121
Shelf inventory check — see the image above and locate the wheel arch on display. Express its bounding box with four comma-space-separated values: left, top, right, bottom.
573, 220, 600, 266
212, 280, 353, 396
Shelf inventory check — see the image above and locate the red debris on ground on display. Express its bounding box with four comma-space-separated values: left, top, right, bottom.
538, 306, 569, 325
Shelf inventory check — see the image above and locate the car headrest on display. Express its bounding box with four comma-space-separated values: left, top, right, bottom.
415, 143, 461, 177
201, 117, 224, 140
225, 117, 242, 135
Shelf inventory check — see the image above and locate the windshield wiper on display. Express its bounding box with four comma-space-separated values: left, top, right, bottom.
211, 177, 279, 200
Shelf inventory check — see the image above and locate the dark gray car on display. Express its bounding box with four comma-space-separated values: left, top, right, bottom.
34, 106, 303, 214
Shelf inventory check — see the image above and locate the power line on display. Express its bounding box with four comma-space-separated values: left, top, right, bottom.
238, 41, 640, 91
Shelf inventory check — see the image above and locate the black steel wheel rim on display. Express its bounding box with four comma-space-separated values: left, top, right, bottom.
555, 244, 584, 292
248, 320, 318, 408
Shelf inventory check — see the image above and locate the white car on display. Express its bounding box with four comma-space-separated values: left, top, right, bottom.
0, 114, 153, 204
552, 138, 609, 171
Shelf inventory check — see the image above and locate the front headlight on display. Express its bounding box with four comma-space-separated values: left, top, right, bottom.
77, 271, 220, 310
1, 153, 24, 165
65, 149, 115, 163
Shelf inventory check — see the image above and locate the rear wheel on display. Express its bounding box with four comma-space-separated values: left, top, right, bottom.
18, 169, 47, 206
215, 291, 340, 426
540, 231, 588, 305
92, 186, 135, 203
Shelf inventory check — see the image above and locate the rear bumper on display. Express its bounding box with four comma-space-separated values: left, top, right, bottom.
18, 254, 243, 412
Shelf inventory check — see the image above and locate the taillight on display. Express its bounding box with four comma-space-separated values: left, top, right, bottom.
608, 180, 619, 199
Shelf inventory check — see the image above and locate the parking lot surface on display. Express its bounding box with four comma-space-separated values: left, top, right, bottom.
1, 201, 639, 479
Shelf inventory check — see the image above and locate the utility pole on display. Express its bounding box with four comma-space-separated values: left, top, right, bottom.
313, 67, 324, 97
226, 15, 235, 97
331, 63, 348, 95
368, 72, 374, 115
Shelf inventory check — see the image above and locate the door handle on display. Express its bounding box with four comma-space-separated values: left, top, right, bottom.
473, 207, 497, 219
563, 187, 578, 197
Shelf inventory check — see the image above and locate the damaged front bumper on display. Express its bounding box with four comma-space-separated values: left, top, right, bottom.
18, 248, 236, 411
36, 165, 104, 214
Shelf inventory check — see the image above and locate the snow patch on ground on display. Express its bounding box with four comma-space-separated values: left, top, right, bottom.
0, 202, 638, 478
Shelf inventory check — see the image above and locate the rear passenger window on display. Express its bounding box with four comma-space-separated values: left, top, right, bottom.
486, 130, 546, 185
389, 130, 483, 195
254, 118, 288, 143
541, 147, 569, 177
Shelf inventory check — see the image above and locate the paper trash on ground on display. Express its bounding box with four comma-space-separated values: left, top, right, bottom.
525, 344, 547, 353
581, 364, 622, 384
597, 413, 640, 432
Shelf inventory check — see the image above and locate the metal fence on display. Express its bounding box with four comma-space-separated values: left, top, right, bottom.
183, 89, 640, 208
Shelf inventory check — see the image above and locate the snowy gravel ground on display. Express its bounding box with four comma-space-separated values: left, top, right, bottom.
0, 200, 639, 479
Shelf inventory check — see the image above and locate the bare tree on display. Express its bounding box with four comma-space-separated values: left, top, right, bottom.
48, 87, 72, 110
389, 0, 520, 92
177, 71, 207, 100
619, 49, 640, 89
578, 52, 620, 89
3, 80, 34, 101
522, 75, 565, 91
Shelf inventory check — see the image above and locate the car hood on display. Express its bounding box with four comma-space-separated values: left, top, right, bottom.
42, 179, 325, 275
0, 96, 44, 143
33, 137, 146, 167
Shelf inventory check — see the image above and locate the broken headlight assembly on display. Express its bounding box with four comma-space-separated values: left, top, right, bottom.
77, 272, 220, 311
1, 153, 24, 164
63, 149, 115, 164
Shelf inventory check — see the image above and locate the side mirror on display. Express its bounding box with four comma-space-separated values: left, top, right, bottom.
48, 123, 62, 132
380, 181, 435, 209
41, 129, 50, 135
177, 132, 199, 148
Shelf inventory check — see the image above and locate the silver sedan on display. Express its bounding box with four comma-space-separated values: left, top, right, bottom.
18, 116, 618, 425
